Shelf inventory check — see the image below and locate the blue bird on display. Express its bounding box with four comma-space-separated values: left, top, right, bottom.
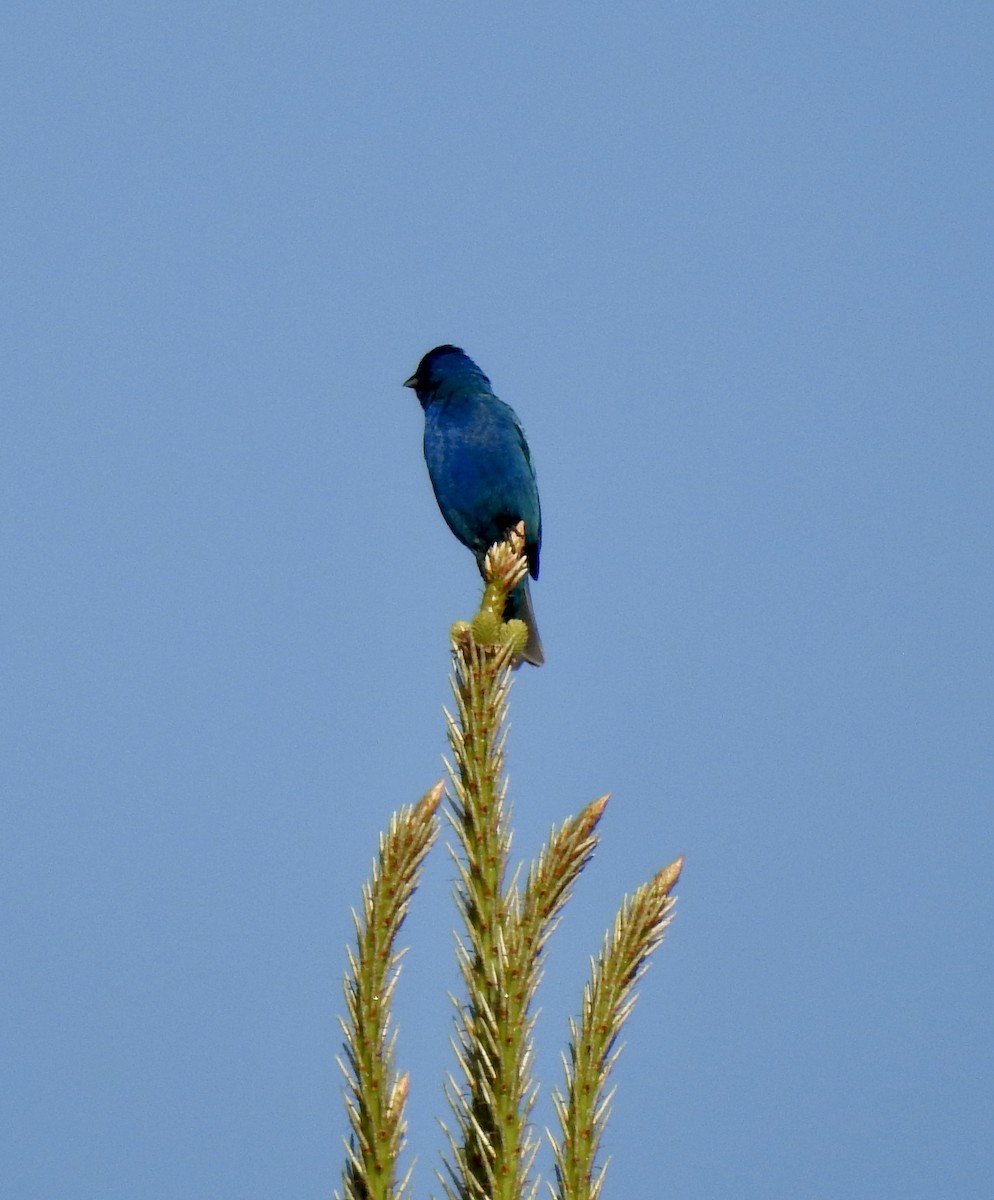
405, 345, 544, 666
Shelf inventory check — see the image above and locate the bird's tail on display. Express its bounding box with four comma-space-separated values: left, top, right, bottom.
506, 577, 544, 666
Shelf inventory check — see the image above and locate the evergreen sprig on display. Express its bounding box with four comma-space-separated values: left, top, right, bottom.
550, 857, 683, 1200
441, 624, 527, 1200
337, 782, 443, 1200
337, 522, 683, 1200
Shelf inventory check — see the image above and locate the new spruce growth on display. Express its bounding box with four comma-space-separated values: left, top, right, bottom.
338, 524, 682, 1200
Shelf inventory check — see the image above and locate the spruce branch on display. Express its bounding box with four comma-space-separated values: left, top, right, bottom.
550, 856, 684, 1200
442, 638, 522, 1200
336, 521, 684, 1200
337, 782, 443, 1200
441, 523, 541, 1200
512, 797, 609, 969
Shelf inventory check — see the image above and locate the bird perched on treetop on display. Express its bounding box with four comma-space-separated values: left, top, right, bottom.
404, 345, 544, 666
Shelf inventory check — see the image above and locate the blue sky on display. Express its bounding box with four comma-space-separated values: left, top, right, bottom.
4, 4, 992, 1197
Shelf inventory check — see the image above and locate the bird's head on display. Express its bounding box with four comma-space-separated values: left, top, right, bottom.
404, 345, 489, 406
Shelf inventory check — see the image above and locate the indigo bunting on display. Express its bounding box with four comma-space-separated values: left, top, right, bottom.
405, 345, 544, 665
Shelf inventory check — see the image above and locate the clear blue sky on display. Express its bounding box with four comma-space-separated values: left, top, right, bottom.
4, 4, 992, 1197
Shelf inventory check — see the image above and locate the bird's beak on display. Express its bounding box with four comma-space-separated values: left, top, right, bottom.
403, 374, 417, 389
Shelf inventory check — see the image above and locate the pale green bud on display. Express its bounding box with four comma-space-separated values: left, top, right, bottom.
501, 619, 529, 656
471, 610, 502, 646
